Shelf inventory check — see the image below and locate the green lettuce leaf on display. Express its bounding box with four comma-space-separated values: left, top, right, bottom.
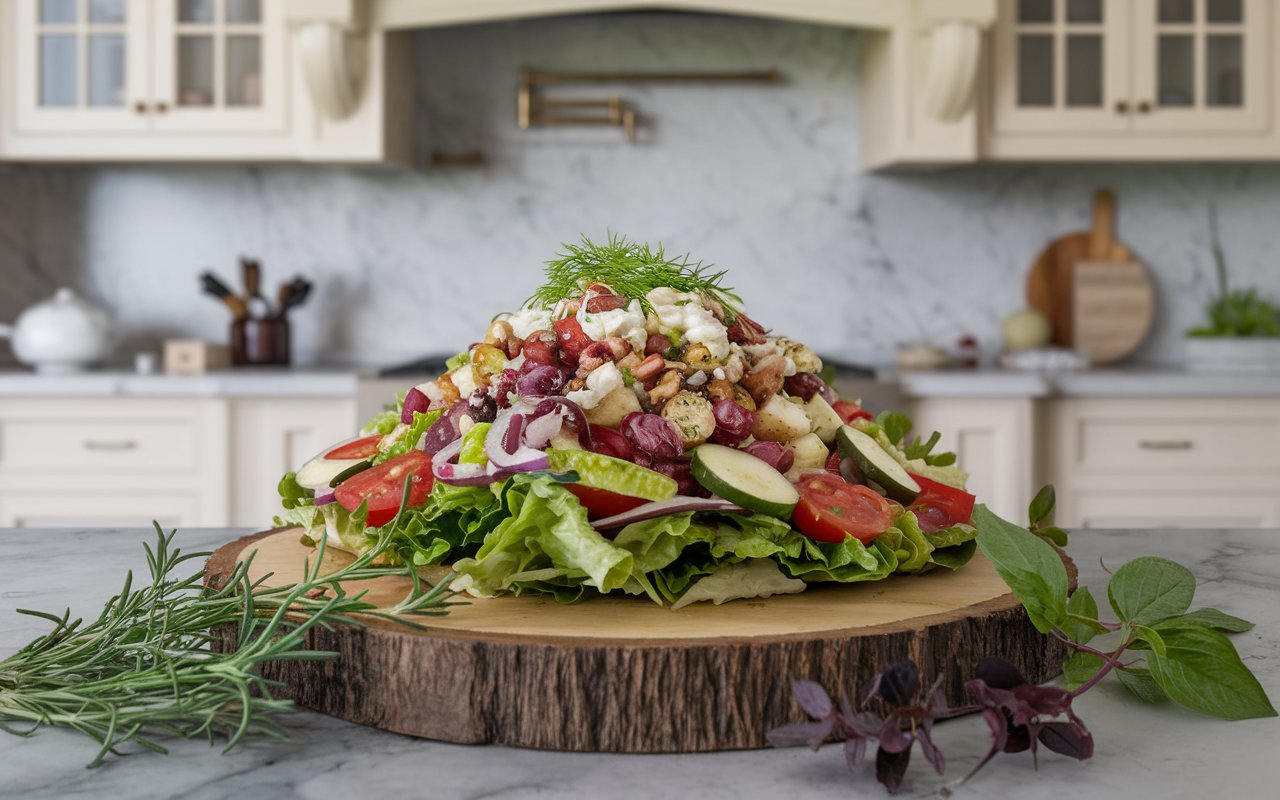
361, 390, 408, 436
374, 409, 442, 465
670, 559, 805, 610
878, 511, 935, 573
389, 482, 504, 566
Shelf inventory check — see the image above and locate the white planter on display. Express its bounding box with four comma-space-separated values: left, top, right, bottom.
1184, 337, 1280, 373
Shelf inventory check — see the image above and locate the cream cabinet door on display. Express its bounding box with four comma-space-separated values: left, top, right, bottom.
1074, 491, 1280, 528
991, 0, 1132, 133
905, 397, 1038, 523
229, 397, 356, 528
1130, 0, 1268, 132
13, 0, 151, 133
0, 489, 206, 528
150, 0, 288, 133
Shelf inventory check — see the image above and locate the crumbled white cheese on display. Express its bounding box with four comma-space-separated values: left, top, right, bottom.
577, 299, 648, 353
566, 362, 624, 410
742, 339, 785, 363
449, 366, 478, 398
644, 288, 730, 360
505, 307, 553, 340
783, 357, 798, 377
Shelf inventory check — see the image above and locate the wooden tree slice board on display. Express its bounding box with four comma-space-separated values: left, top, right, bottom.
205, 528, 1074, 753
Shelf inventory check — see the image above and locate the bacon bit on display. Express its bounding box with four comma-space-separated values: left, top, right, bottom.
631, 353, 666, 383
741, 354, 787, 404
584, 282, 627, 313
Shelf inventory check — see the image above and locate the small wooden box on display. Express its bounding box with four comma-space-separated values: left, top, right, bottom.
164, 339, 230, 375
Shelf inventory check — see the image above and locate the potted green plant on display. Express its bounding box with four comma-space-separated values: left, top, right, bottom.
1185, 209, 1280, 372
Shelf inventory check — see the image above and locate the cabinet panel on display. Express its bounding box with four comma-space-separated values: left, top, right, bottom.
1074, 491, 1280, 528
1131, 0, 1268, 131
0, 489, 204, 528
229, 397, 356, 528
14, 0, 150, 132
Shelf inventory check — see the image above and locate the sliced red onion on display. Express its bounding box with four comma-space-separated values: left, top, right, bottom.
592, 497, 748, 530
532, 397, 592, 449
589, 424, 633, 461
522, 411, 564, 449
314, 491, 336, 506
433, 461, 496, 487
401, 387, 431, 424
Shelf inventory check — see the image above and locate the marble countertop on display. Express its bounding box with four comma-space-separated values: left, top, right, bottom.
892, 367, 1280, 398
1, 527, 1275, 799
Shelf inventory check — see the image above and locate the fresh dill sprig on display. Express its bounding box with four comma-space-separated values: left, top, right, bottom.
526, 232, 743, 318
0, 487, 456, 766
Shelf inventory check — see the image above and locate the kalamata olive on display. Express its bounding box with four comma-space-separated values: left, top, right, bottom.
650, 459, 707, 497
467, 389, 497, 423
645, 333, 672, 356
401, 387, 431, 424
620, 412, 684, 459
521, 329, 558, 365
516, 363, 566, 397
745, 440, 794, 474
491, 368, 518, 409
589, 423, 633, 462
710, 399, 755, 446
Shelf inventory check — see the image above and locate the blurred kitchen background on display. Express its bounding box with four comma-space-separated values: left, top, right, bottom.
2, 0, 1278, 530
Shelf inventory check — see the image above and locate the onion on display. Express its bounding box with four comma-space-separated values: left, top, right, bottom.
314, 491, 336, 506
592, 497, 748, 530
532, 397, 592, 450
522, 412, 564, 450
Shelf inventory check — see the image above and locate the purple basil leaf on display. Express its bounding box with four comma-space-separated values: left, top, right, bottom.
878, 661, 920, 706
917, 721, 945, 775
979, 706, 1007, 751
875, 745, 912, 794
844, 736, 867, 772
1004, 723, 1032, 754
1037, 721, 1094, 760
975, 657, 1027, 690
792, 679, 833, 719
766, 719, 834, 751
877, 717, 913, 754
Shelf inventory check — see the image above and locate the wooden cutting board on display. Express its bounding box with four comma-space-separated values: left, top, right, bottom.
205, 529, 1073, 753
1026, 189, 1154, 363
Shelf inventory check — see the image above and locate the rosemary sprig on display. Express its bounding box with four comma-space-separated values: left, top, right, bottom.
0, 507, 456, 765
525, 232, 743, 317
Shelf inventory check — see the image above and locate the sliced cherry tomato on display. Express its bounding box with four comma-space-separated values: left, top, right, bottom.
832, 400, 873, 424
907, 473, 976, 532
589, 424, 634, 462
553, 317, 592, 366
566, 484, 647, 520
824, 449, 842, 474
325, 435, 381, 460
334, 451, 433, 527
792, 472, 893, 544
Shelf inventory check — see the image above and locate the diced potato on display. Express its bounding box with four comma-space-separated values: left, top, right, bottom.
804, 395, 844, 444
750, 394, 811, 443
584, 384, 642, 428
660, 390, 716, 448
784, 433, 829, 480
548, 426, 583, 451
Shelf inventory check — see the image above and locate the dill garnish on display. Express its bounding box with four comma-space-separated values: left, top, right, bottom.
525, 233, 743, 317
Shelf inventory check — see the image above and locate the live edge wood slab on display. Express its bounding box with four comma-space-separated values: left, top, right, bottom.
205, 528, 1074, 753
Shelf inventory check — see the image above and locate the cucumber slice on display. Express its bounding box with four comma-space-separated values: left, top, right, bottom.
546, 449, 678, 501
296, 456, 367, 492
835, 425, 921, 503
690, 443, 799, 518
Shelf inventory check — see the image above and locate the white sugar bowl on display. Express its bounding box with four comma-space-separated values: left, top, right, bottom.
0, 288, 114, 373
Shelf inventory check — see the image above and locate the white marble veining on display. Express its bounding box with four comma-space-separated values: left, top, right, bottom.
1, 526, 1276, 798
2, 14, 1280, 373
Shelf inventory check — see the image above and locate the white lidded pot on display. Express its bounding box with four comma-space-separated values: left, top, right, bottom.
0, 288, 114, 373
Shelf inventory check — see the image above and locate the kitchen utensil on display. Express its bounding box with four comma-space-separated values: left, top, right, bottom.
207, 529, 1071, 752
1025, 189, 1151, 358
0, 287, 114, 373
1072, 259, 1154, 364
241, 257, 273, 318
200, 270, 249, 319
276, 276, 312, 317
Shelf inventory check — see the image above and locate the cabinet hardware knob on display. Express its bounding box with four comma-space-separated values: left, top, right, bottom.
1115, 100, 1129, 113
154, 101, 169, 113
1138, 440, 1193, 451
133, 101, 148, 114
1137, 100, 1152, 113
83, 440, 139, 451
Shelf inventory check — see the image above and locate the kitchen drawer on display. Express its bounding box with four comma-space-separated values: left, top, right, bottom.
0, 489, 204, 528
1064, 399, 1280, 475
0, 416, 199, 473
1073, 491, 1280, 529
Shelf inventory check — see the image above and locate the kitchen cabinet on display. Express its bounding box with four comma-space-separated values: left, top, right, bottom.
0, 0, 413, 163
0, 394, 356, 528
905, 397, 1039, 522
1045, 397, 1280, 528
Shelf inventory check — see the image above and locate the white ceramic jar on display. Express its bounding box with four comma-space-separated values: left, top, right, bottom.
0, 288, 114, 373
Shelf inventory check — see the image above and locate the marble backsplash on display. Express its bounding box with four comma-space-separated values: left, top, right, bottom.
1, 12, 1278, 370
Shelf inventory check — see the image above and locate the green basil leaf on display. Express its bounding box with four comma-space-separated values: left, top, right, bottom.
1134, 624, 1167, 657
1028, 485, 1056, 528
1037, 526, 1069, 547
1062, 650, 1104, 690
1116, 666, 1167, 704
1062, 586, 1103, 644
1147, 624, 1277, 720
973, 504, 1068, 634
1107, 556, 1196, 626
1176, 607, 1255, 633
875, 411, 913, 446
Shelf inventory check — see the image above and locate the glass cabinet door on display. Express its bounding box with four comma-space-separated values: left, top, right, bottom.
1131, 0, 1267, 131
992, 0, 1133, 133
150, 0, 286, 132
14, 0, 151, 132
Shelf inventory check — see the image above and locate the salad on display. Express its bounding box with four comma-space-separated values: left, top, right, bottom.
277, 235, 979, 608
